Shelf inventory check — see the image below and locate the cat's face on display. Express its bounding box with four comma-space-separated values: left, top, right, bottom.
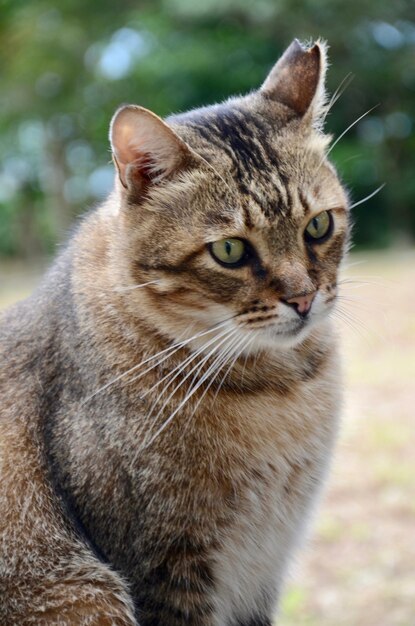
109, 40, 349, 354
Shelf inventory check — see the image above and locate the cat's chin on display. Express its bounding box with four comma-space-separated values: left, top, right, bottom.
248, 317, 325, 352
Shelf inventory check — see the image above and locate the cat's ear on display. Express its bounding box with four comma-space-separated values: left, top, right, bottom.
110, 105, 195, 191
260, 39, 327, 121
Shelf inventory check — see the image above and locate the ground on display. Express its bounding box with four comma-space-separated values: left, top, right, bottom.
1, 250, 414, 626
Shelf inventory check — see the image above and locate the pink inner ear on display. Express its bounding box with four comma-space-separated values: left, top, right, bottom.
110, 105, 197, 191
113, 123, 136, 164
122, 152, 163, 191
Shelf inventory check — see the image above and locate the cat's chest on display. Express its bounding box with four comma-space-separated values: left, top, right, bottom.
211, 474, 288, 624
207, 381, 340, 624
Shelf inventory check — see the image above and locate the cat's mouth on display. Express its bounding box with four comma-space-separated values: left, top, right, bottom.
240, 305, 329, 350
267, 318, 309, 339
236, 291, 334, 340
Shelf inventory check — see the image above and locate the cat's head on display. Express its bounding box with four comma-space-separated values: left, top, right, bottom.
108, 40, 349, 354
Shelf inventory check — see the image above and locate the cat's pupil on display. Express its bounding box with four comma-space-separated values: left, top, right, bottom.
225, 241, 232, 256
313, 217, 319, 230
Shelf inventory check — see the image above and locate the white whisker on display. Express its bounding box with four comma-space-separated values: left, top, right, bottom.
317, 104, 379, 172
212, 333, 252, 402
349, 184, 385, 210
139, 325, 237, 407
332, 304, 375, 340
240, 346, 251, 387
138, 327, 240, 450
342, 259, 368, 270
132, 329, 236, 441
194, 330, 245, 395
338, 277, 386, 288
326, 105, 379, 157
113, 280, 160, 292
336, 294, 379, 311
323, 73, 354, 122
140, 325, 235, 399
180, 332, 252, 438
140, 330, 244, 450
81, 318, 234, 405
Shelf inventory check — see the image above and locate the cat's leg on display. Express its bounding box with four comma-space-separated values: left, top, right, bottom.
1, 551, 138, 626
8, 580, 137, 626
0, 416, 137, 625
6, 584, 137, 626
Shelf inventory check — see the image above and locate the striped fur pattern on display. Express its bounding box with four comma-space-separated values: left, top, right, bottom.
0, 40, 349, 624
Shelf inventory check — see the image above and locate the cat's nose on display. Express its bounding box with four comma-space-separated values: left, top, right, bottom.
284, 291, 317, 317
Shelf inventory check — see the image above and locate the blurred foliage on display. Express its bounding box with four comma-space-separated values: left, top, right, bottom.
0, 0, 414, 258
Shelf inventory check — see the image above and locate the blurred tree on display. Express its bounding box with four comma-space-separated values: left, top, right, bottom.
0, 0, 414, 258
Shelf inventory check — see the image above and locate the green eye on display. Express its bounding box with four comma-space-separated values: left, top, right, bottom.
305, 211, 332, 241
209, 238, 247, 266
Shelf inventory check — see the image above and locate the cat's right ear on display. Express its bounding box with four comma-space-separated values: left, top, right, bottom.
110, 105, 195, 192
260, 39, 327, 122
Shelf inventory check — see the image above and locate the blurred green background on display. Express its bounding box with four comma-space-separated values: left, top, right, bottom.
0, 0, 414, 260
1, 2, 415, 626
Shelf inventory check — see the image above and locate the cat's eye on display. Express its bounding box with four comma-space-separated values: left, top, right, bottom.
305, 211, 332, 242
209, 238, 247, 267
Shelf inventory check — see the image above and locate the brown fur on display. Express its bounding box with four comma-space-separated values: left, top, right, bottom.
0, 40, 349, 625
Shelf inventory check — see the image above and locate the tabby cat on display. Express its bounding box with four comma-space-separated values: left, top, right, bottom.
0, 39, 350, 625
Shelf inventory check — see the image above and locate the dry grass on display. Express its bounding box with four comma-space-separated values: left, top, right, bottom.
1, 250, 414, 625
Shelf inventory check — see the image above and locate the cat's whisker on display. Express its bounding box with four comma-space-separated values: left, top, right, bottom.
141, 328, 245, 450
138, 327, 240, 447
181, 332, 253, 439
232, 334, 256, 391
137, 338, 236, 456
348, 184, 385, 210
332, 303, 376, 340
326, 104, 380, 157
317, 104, 379, 172
152, 326, 239, 408
338, 279, 373, 288
336, 293, 383, 310
150, 331, 243, 444
338, 276, 387, 288
330, 74, 354, 108
335, 297, 378, 315
331, 308, 365, 339
132, 331, 233, 440
113, 280, 160, 292
212, 333, 254, 402
139, 324, 237, 401
322, 73, 354, 122
185, 333, 243, 408
336, 293, 389, 331
81, 318, 235, 405
341, 259, 369, 270
185, 325, 247, 391
240, 344, 251, 388
198, 330, 247, 391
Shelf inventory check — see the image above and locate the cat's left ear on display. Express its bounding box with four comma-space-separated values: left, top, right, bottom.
260, 39, 328, 123
110, 105, 196, 191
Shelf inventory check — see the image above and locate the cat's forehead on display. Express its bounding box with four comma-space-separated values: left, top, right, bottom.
171, 103, 341, 227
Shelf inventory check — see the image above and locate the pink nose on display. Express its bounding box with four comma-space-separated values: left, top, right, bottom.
286, 291, 317, 316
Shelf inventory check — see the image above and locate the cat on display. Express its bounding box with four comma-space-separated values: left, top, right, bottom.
0, 39, 350, 625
